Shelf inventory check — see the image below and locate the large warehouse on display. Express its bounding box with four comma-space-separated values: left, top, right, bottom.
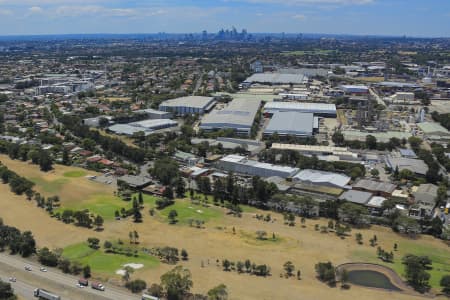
264, 102, 337, 117
264, 112, 317, 137
108, 119, 178, 136
244, 73, 308, 85
292, 169, 351, 189
218, 154, 299, 178
159, 96, 216, 116
200, 99, 262, 136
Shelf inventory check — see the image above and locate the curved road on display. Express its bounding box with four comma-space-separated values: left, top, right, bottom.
0, 253, 141, 300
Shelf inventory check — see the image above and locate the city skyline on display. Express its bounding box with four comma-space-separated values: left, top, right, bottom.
0, 0, 448, 37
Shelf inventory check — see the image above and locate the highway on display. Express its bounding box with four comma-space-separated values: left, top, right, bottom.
0, 253, 141, 300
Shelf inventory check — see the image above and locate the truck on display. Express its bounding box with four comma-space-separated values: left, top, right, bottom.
78, 278, 89, 286
91, 282, 105, 291
142, 294, 159, 300
33, 288, 61, 300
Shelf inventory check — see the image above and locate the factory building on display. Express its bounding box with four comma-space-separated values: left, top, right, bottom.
108, 119, 178, 136
217, 154, 299, 178
159, 96, 216, 116
340, 85, 369, 95
264, 102, 336, 117
200, 99, 262, 136
243, 73, 308, 85
264, 112, 317, 137
133, 108, 172, 119
292, 169, 351, 189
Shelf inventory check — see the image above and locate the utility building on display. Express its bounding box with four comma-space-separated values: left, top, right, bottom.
264, 112, 317, 137
159, 96, 216, 116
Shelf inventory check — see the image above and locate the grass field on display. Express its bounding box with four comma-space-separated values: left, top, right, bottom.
63, 170, 87, 178
144, 194, 224, 225
1, 155, 449, 299
282, 49, 337, 56
62, 242, 159, 275
351, 239, 450, 288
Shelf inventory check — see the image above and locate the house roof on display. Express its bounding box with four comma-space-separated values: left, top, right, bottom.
353, 179, 396, 194
293, 169, 351, 188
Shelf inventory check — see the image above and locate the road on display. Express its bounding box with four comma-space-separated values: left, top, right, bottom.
369, 87, 387, 107
0, 253, 141, 300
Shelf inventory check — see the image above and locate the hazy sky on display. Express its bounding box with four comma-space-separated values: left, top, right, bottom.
0, 0, 448, 37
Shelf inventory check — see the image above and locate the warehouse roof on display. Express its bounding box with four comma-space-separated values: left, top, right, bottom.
160, 96, 215, 109
386, 155, 429, 176
399, 148, 417, 158
293, 169, 351, 188
264, 102, 336, 114
220, 155, 299, 176
418, 122, 450, 135
376, 81, 419, 88
353, 179, 396, 194
108, 119, 177, 136
265, 112, 314, 136
245, 73, 308, 84
367, 196, 387, 208
200, 99, 261, 130
339, 190, 372, 205
118, 175, 152, 188
342, 130, 412, 143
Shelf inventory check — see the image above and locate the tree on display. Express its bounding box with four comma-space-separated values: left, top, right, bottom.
236, 261, 244, 273
207, 284, 228, 300
340, 269, 349, 288
365, 135, 377, 150
87, 237, 100, 249
244, 259, 251, 273
332, 131, 345, 146
62, 149, 70, 166
148, 283, 163, 298
370, 169, 379, 177
181, 249, 188, 261
160, 266, 193, 300
283, 261, 295, 277
125, 279, 147, 293
122, 266, 134, 282
94, 215, 104, 230
0, 279, 16, 300
355, 233, 363, 245
138, 192, 144, 206
83, 265, 91, 278
175, 177, 186, 198
222, 259, 231, 271
37, 247, 59, 267
315, 262, 336, 285
168, 210, 178, 224
255, 230, 267, 240
151, 158, 180, 185
163, 186, 174, 200
38, 150, 53, 172
440, 275, 450, 296
402, 254, 431, 293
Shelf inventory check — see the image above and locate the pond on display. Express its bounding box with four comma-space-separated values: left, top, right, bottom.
347, 270, 401, 291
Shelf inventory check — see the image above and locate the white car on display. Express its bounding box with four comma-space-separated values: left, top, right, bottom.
9, 277, 16, 282
76, 283, 85, 288
40, 267, 47, 272
24, 266, 32, 271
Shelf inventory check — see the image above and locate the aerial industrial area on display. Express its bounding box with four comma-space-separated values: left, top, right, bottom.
0, 30, 449, 300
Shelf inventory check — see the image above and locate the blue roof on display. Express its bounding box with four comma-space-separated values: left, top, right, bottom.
399, 148, 417, 158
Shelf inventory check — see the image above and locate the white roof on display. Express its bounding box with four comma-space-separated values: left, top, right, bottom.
160, 96, 215, 109
293, 169, 351, 188
245, 73, 308, 84
367, 196, 387, 208
264, 102, 336, 114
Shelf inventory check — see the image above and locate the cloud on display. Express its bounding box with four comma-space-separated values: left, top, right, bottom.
28, 6, 43, 14
228, 0, 374, 5
292, 14, 306, 20
0, 8, 13, 15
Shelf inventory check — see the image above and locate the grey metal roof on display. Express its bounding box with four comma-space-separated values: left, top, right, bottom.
200, 99, 261, 130
265, 112, 314, 136
245, 73, 308, 84
386, 155, 429, 176
353, 179, 396, 194
159, 96, 215, 109
339, 190, 373, 205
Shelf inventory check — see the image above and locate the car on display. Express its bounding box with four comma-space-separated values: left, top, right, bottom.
40, 267, 47, 272
24, 266, 32, 271
76, 283, 85, 288
9, 277, 16, 282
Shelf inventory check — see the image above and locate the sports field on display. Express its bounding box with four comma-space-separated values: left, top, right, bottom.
0, 155, 449, 299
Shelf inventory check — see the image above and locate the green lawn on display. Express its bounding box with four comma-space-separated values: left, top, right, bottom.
144, 194, 223, 225
55, 194, 132, 220
62, 242, 159, 275
30, 177, 69, 194
351, 240, 450, 289
63, 170, 87, 178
